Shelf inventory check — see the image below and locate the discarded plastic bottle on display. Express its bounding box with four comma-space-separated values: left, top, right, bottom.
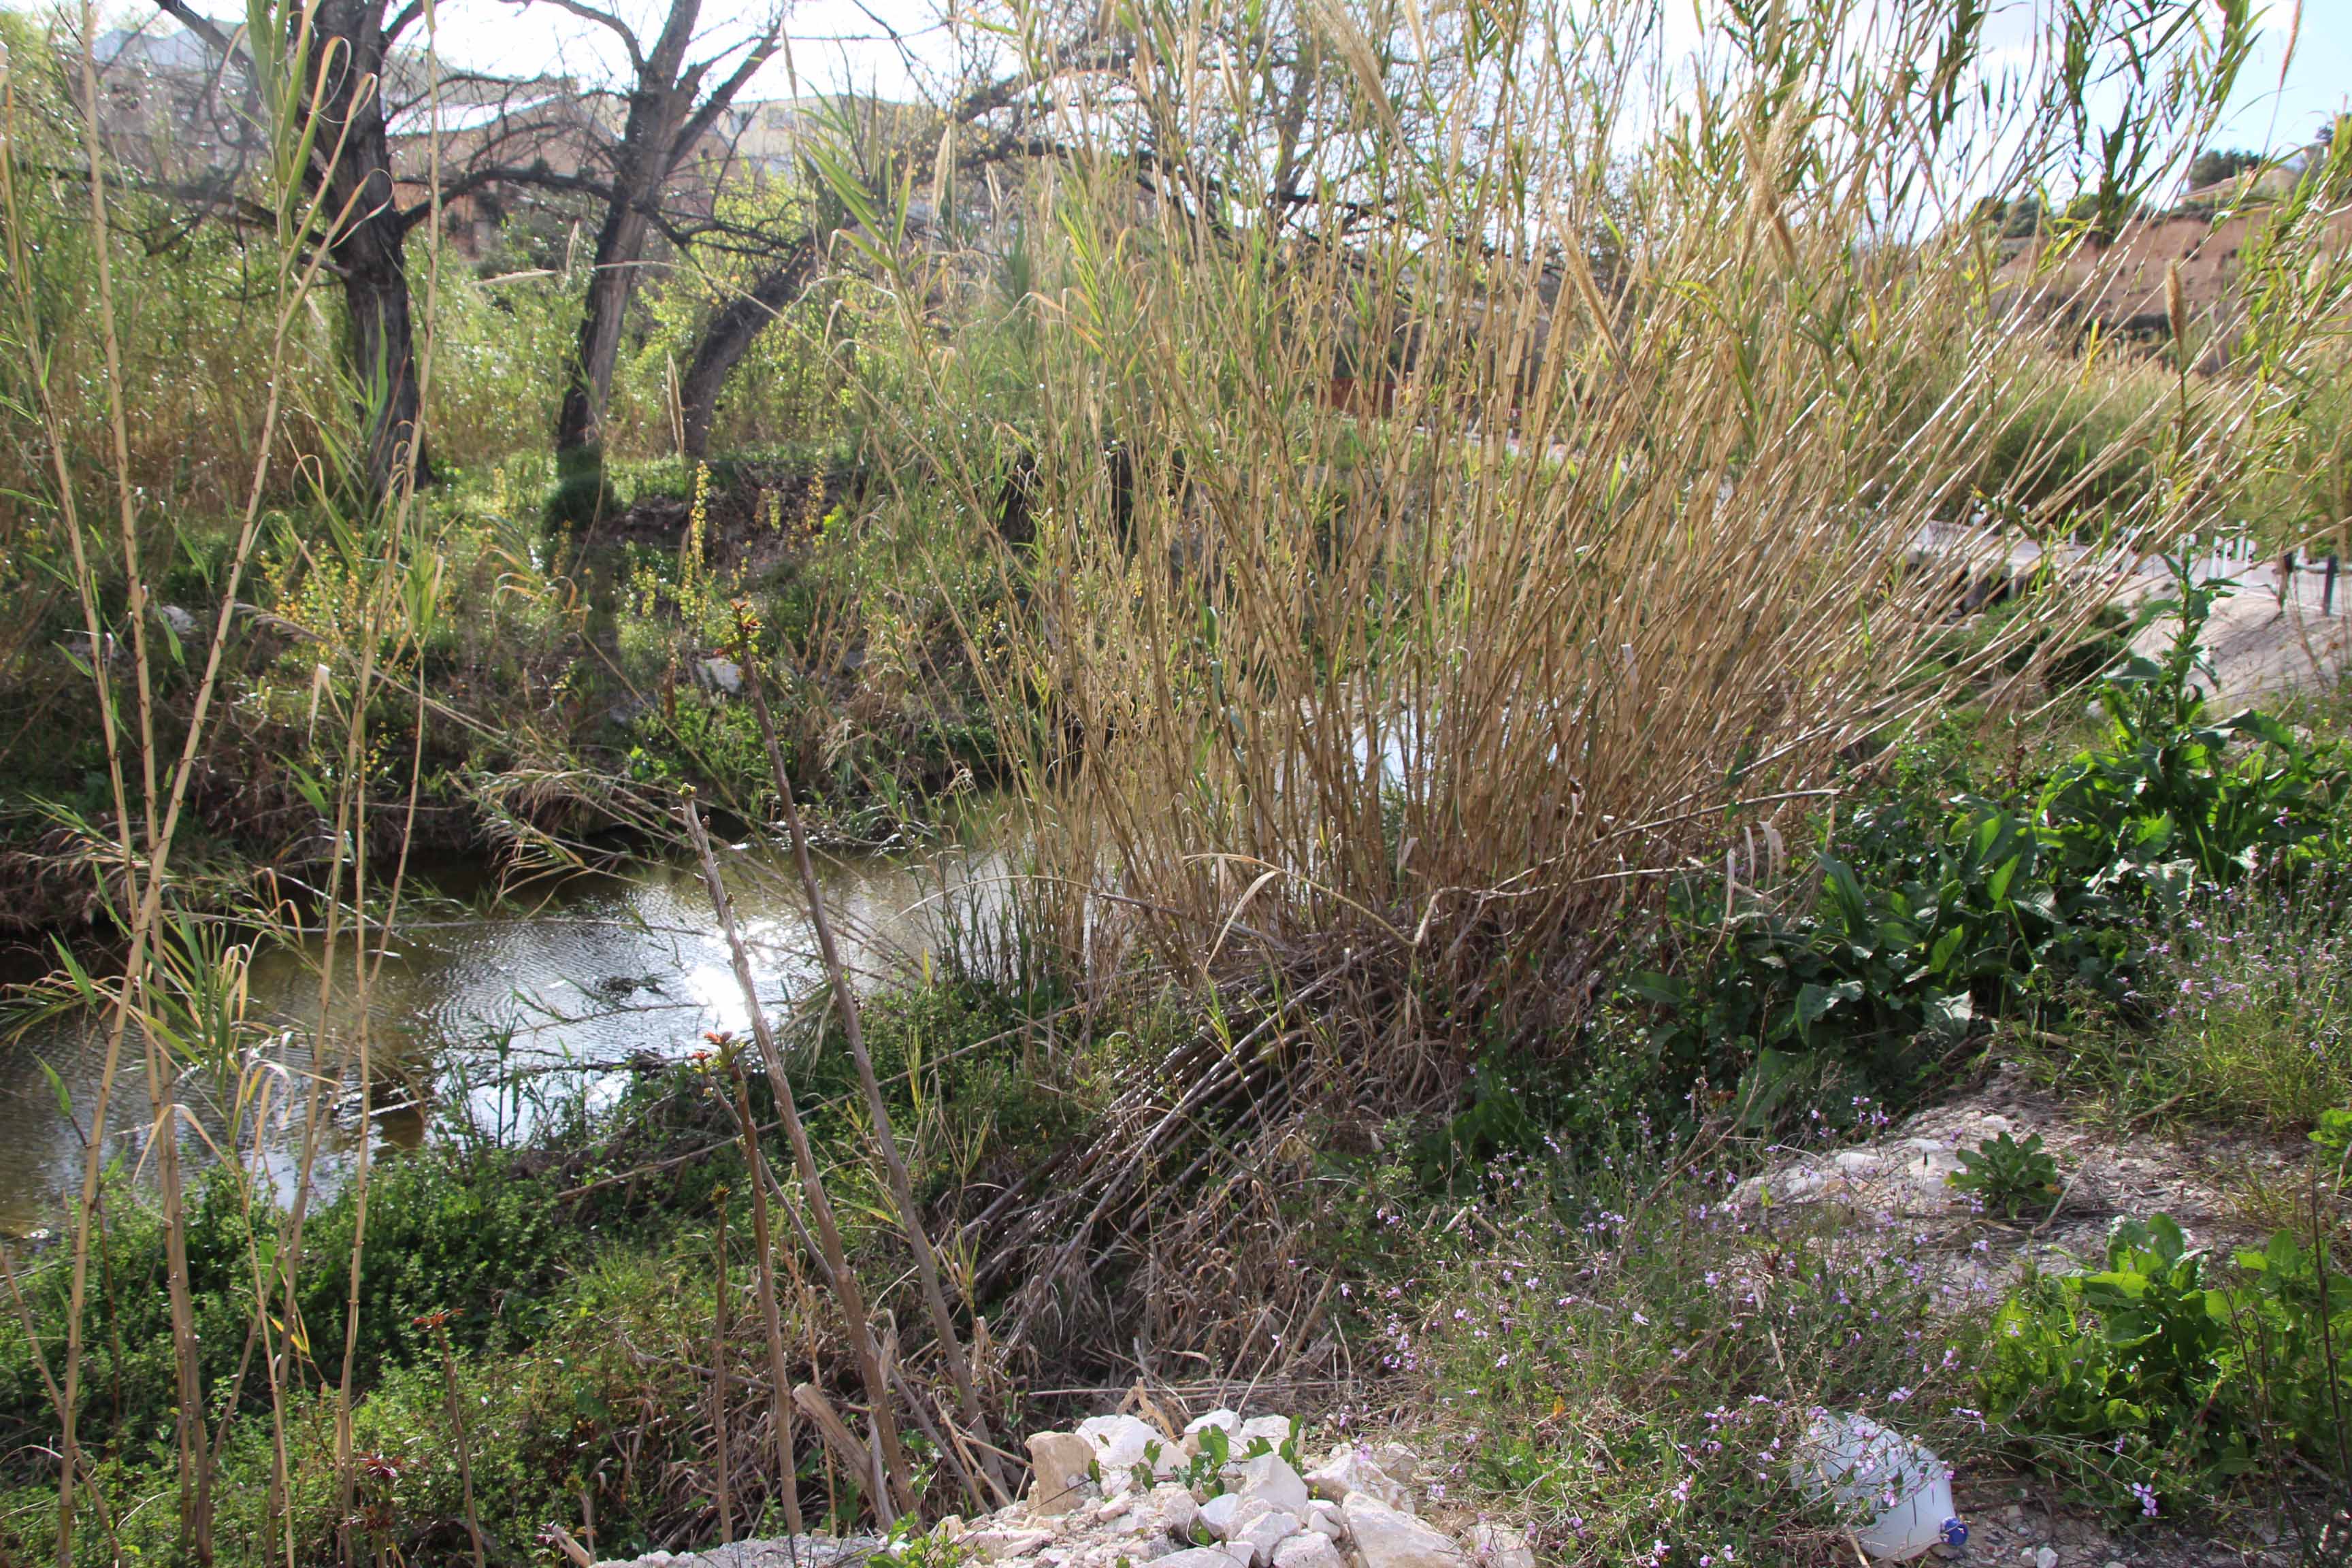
1792, 1411, 1961, 1561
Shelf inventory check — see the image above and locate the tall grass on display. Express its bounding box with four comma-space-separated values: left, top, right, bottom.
2, 0, 2348, 1558
859, 0, 2275, 1044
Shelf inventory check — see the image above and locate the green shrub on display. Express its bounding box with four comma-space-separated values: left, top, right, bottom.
1630, 562, 2349, 1122
1948, 1131, 2063, 1219
1982, 1213, 2352, 1520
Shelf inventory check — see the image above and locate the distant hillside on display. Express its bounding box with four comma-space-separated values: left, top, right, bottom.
1994, 137, 2351, 340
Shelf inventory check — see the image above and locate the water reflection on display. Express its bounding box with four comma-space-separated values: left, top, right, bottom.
0, 837, 999, 1237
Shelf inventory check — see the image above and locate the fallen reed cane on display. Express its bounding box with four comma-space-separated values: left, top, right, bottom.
728, 1054, 806, 1533
682, 799, 918, 1520
731, 601, 1011, 1501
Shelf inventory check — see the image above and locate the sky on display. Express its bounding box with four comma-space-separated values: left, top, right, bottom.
56, 0, 2352, 153
399, 0, 2349, 145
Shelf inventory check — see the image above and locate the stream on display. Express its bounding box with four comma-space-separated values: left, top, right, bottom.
0, 834, 1006, 1238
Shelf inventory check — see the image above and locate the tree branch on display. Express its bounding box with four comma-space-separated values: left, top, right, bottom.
500, 0, 645, 75
152, 0, 240, 61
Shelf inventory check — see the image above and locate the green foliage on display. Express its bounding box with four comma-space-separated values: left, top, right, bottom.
878, 1514, 981, 1568
1173, 1424, 1298, 1499
1984, 1213, 2352, 1518
1630, 564, 2349, 1122
1948, 1131, 2064, 1218
2040, 566, 2349, 898
1984, 1216, 2251, 1515
295, 1154, 569, 1386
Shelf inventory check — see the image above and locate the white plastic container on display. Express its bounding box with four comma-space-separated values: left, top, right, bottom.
1792, 1411, 1961, 1561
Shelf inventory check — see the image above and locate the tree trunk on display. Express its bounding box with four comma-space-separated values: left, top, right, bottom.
555, 197, 653, 459
312, 0, 425, 503
336, 198, 424, 500
679, 242, 815, 459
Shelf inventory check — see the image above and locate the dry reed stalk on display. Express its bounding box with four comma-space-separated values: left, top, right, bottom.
728, 1056, 807, 1533
427, 1317, 491, 1568
730, 604, 1010, 1499
713, 1194, 736, 1543
681, 800, 918, 1520
7, 5, 367, 1558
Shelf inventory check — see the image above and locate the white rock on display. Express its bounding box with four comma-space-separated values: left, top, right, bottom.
968, 1527, 1058, 1561
936, 1516, 969, 1541
2027, 1552, 2057, 1568
1096, 1495, 1134, 1521
1185, 1409, 1244, 1439
1140, 1484, 1201, 1542
1306, 1449, 1409, 1512
1469, 1524, 1535, 1568
1156, 1552, 1243, 1568
696, 656, 744, 696
1199, 1493, 1243, 1539
1304, 1501, 1347, 1541
1239, 1416, 1294, 1452
1235, 1454, 1311, 1514
1368, 1444, 1419, 1486
1231, 1509, 1301, 1568
1271, 1535, 1348, 1568
156, 605, 198, 641
1081, 1414, 1178, 1478
1180, 1409, 1242, 1460
1028, 1431, 1097, 1516
1341, 1492, 1466, 1568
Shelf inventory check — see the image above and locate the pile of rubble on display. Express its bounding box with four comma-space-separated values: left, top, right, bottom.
592, 1411, 1531, 1568
975, 1409, 1527, 1568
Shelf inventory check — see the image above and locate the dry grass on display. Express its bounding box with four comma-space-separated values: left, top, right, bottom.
860, 0, 2275, 1055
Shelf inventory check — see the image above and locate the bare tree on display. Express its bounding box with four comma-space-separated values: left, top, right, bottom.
487, 0, 784, 508
672, 27, 1131, 462
157, 0, 435, 503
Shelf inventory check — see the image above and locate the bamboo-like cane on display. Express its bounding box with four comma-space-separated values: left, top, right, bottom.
730, 604, 1011, 1501
728, 1056, 806, 1533
682, 801, 918, 1520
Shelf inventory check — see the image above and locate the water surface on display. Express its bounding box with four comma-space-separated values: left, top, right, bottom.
0, 836, 1000, 1237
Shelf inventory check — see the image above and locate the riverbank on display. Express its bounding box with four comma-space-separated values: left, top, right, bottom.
12, 581, 2352, 1564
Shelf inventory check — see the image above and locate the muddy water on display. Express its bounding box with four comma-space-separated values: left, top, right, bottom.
0, 838, 1007, 1237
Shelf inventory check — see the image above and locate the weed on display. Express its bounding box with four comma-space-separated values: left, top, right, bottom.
1949, 1132, 2065, 1220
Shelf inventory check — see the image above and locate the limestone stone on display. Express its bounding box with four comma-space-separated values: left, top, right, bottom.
1469, 1524, 1534, 1568
1239, 1416, 1294, 1451
1081, 1414, 1179, 1480
1180, 1408, 1242, 1461
1185, 1409, 1243, 1439
1228, 1499, 1276, 1536
1199, 1494, 1243, 1539
1303, 1502, 1347, 1542
1305, 1449, 1408, 1512
1234, 1454, 1311, 1515
1271, 1535, 1348, 1568
1340, 1492, 1465, 1568
1155, 1550, 1249, 1568
968, 1527, 1057, 1561
1028, 1431, 1097, 1516
1146, 1484, 1202, 1541
1368, 1444, 1420, 1486
1230, 1508, 1301, 1568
